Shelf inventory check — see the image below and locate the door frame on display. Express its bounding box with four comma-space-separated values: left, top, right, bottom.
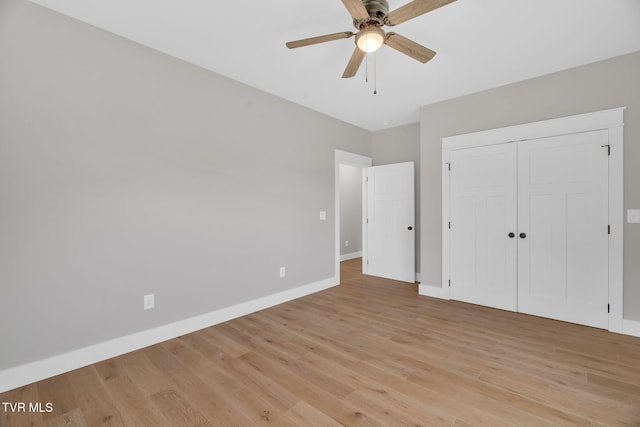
432, 107, 624, 333
334, 150, 373, 283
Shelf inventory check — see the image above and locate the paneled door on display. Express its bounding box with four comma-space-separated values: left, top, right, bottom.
365, 162, 415, 283
449, 144, 518, 311
448, 130, 609, 328
517, 130, 609, 328
442, 108, 623, 330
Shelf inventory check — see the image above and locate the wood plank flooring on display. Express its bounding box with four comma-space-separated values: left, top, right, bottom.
2, 258, 640, 426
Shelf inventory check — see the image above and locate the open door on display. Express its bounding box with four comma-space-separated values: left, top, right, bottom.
363, 162, 415, 283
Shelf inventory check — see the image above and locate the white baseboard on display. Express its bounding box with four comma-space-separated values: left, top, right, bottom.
0, 276, 338, 394
418, 284, 450, 300
622, 319, 640, 338
340, 251, 362, 262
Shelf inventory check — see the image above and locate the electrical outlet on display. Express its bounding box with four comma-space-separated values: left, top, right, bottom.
345, 240, 349, 247
144, 294, 155, 310
279, 267, 286, 278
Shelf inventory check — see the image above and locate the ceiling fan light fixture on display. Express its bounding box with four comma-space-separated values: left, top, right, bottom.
286, 0, 456, 79
356, 26, 385, 53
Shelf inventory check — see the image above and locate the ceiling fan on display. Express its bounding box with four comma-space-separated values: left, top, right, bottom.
286, 0, 457, 78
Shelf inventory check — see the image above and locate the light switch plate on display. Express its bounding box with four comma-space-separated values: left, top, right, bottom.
628, 209, 640, 223
319, 211, 327, 221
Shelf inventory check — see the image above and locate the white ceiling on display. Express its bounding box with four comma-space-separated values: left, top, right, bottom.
29, 0, 640, 131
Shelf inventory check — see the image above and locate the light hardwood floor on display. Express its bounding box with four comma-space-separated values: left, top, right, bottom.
2, 258, 640, 426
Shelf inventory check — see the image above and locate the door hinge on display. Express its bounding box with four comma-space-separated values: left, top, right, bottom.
608, 225, 611, 235
367, 218, 369, 224
367, 259, 369, 265
601, 144, 611, 156
448, 279, 451, 287
608, 304, 610, 313
448, 222, 451, 229
446, 162, 451, 171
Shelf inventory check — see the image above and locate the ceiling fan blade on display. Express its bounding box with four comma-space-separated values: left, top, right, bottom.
387, 0, 456, 26
341, 0, 370, 21
286, 31, 355, 49
342, 47, 366, 78
385, 32, 436, 63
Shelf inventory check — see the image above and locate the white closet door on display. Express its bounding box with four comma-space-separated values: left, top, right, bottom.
450, 144, 518, 311
517, 130, 609, 328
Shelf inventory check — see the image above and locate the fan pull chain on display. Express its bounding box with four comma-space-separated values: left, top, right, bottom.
365, 51, 369, 83
373, 51, 377, 95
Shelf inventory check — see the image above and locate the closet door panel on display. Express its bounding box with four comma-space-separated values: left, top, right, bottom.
449, 144, 517, 311
517, 130, 609, 328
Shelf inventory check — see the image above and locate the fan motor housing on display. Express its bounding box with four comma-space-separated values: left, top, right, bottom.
357, 0, 389, 27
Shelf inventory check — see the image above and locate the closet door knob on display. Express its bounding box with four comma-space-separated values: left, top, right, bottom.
508, 232, 515, 238
519, 233, 527, 239
408, 226, 413, 231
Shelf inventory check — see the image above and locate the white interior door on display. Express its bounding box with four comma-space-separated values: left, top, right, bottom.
517, 131, 609, 328
449, 144, 518, 311
365, 162, 415, 283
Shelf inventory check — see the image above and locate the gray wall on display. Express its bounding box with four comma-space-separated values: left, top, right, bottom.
339, 164, 363, 257
0, 0, 371, 370
420, 51, 640, 321
372, 122, 421, 274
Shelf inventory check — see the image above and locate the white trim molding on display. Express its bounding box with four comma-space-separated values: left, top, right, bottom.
622, 319, 640, 338
419, 284, 451, 300
334, 149, 372, 283
0, 276, 338, 394
435, 107, 626, 335
441, 108, 626, 150
340, 251, 363, 262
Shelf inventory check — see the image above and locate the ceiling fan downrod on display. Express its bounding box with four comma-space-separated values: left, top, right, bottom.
355, 0, 389, 28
